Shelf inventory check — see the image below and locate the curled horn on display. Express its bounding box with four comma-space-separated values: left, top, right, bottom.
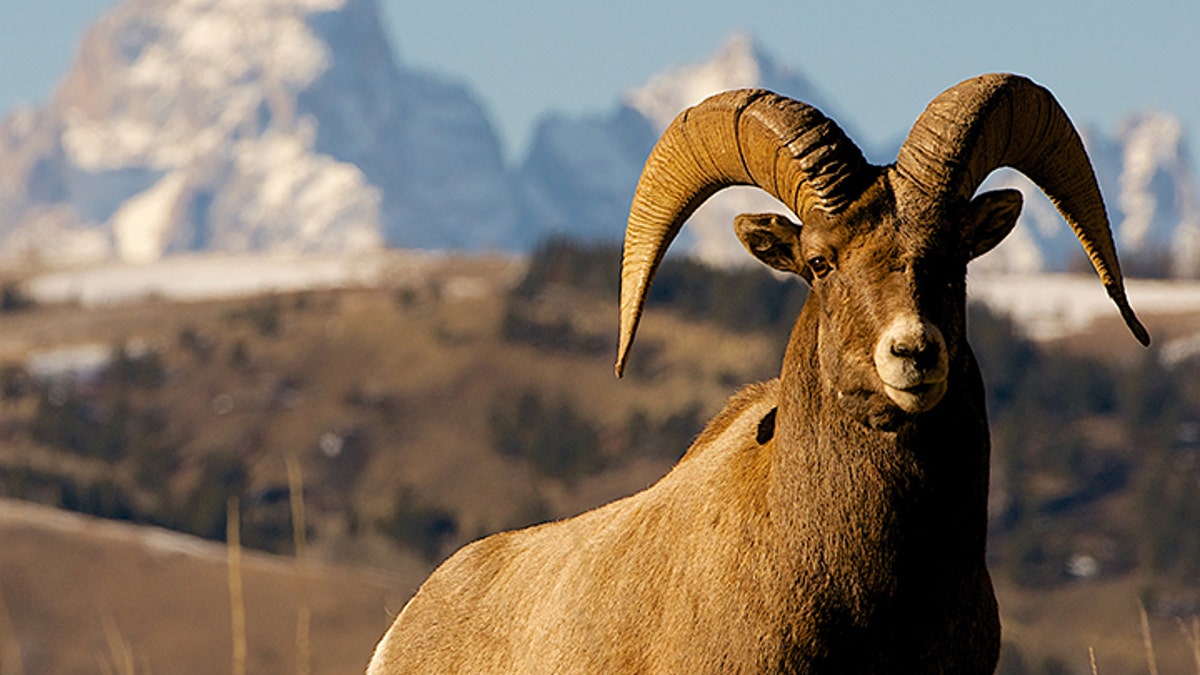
616, 88, 871, 376
895, 73, 1150, 345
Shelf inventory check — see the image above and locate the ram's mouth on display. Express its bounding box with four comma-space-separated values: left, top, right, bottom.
883, 380, 947, 413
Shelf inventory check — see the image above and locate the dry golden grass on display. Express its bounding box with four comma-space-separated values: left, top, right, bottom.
0, 498, 411, 674
1083, 604, 1200, 675
997, 574, 1200, 673
1179, 616, 1200, 672
99, 613, 137, 675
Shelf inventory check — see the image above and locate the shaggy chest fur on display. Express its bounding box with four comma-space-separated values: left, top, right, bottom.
747, 308, 998, 671
768, 420, 998, 673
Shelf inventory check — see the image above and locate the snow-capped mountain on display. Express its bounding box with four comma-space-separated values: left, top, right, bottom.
522, 32, 1200, 274
0, 0, 520, 264
623, 33, 860, 140
0, 4, 1196, 278
524, 32, 1200, 274
520, 32, 869, 265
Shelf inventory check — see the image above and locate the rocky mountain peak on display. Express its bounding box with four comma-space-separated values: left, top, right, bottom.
0, 0, 519, 265
1113, 111, 1200, 275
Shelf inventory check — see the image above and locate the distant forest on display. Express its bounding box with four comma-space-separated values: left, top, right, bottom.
2, 238, 1199, 610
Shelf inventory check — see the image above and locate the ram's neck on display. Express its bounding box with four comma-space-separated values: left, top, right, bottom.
768, 301, 992, 611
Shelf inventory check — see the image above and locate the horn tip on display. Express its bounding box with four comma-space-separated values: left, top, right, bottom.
1103, 279, 1151, 346
615, 333, 633, 378
1110, 288, 1151, 346
1125, 310, 1151, 347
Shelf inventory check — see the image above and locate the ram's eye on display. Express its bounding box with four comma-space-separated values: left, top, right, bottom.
808, 256, 832, 278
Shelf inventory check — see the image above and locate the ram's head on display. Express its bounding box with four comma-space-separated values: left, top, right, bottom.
615, 74, 1148, 428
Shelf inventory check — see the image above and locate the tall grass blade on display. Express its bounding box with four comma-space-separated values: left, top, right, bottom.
1140, 600, 1159, 675
101, 614, 135, 675
0, 583, 26, 675
227, 496, 246, 675
1176, 615, 1200, 675
287, 454, 311, 675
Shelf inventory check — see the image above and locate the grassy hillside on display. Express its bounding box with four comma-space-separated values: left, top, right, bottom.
0, 249, 790, 573
0, 498, 408, 674
1, 243, 1199, 674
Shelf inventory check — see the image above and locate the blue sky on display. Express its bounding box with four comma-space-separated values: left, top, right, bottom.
2, 1, 1197, 167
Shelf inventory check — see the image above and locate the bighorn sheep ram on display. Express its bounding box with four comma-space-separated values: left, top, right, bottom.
367, 73, 1149, 673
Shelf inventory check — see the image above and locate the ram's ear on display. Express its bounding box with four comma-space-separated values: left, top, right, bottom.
967, 189, 1023, 259
734, 212, 807, 278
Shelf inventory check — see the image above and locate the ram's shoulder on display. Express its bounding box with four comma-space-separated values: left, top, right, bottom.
681, 379, 779, 462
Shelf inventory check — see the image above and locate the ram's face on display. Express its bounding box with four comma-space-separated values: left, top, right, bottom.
735, 178, 1023, 429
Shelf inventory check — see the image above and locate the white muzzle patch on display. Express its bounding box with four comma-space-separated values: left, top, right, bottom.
873, 315, 949, 412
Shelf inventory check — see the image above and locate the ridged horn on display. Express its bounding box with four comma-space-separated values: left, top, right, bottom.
615, 89, 871, 376
895, 73, 1150, 346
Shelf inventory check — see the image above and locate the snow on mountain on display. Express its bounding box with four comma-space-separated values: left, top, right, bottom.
0, 0, 519, 265
1114, 112, 1200, 276
972, 113, 1200, 278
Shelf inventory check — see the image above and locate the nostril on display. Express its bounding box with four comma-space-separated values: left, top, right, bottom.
913, 342, 942, 371
890, 339, 941, 369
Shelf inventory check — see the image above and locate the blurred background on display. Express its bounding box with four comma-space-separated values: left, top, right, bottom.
0, 1, 1198, 673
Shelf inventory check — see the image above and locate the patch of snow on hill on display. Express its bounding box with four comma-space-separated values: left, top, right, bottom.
969, 273, 1200, 341
26, 344, 112, 381
24, 252, 411, 307
1162, 332, 1200, 366
0, 497, 274, 566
